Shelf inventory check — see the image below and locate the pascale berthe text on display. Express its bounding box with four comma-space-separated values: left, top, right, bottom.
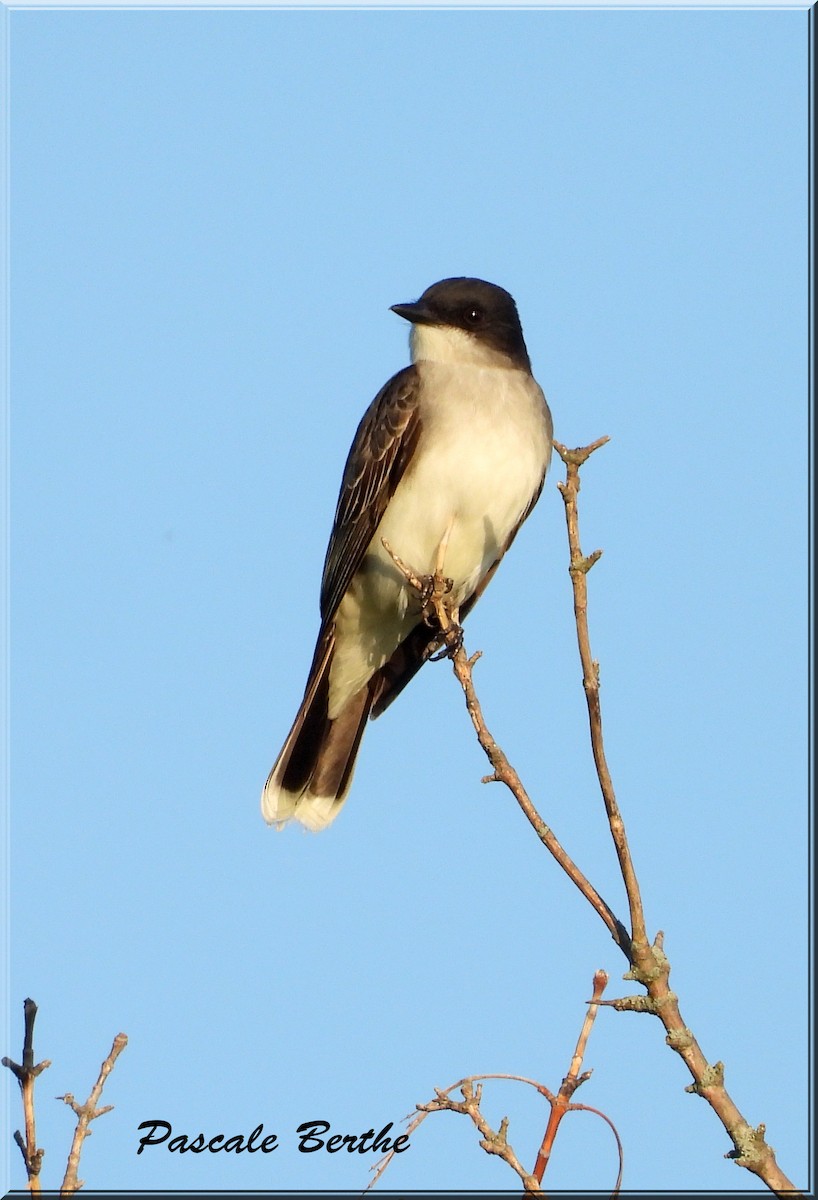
136, 1119, 410, 1156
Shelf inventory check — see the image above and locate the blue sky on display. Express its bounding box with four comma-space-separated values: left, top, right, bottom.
3, 3, 811, 1193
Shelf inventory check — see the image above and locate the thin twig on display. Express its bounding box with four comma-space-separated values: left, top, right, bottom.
58, 1032, 128, 1195
2, 997, 51, 1190
532, 969, 609, 1184
369, 1072, 551, 1192
569, 1100, 625, 1193
550, 440, 800, 1196
384, 439, 801, 1195
552, 438, 647, 948
424, 1080, 540, 1190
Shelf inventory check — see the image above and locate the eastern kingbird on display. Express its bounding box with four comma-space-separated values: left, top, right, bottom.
262, 277, 553, 831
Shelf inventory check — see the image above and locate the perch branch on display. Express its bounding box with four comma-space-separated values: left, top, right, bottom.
384, 436, 800, 1195
380, 539, 631, 957
551, 439, 800, 1195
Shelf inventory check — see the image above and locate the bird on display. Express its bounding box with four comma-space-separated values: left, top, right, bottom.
261, 276, 553, 831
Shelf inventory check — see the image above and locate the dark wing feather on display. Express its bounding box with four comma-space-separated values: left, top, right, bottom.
319, 365, 422, 625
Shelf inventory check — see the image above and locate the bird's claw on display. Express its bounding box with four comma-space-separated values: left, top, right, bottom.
427, 621, 464, 661
418, 571, 454, 614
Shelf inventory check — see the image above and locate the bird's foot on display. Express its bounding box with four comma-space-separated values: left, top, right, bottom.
427, 620, 464, 661
380, 538, 461, 655
419, 569, 453, 618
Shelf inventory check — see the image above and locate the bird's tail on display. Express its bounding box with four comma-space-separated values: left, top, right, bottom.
261, 631, 373, 831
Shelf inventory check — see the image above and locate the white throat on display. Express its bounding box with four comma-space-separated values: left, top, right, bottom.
410, 323, 511, 370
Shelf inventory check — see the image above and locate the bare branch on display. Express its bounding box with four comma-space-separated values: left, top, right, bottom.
381, 438, 802, 1195
381, 536, 631, 957
58, 1032, 128, 1196
368, 1072, 553, 1190
369, 981, 622, 1193
550, 440, 801, 1195
421, 1079, 540, 1190
3, 997, 51, 1190
532, 969, 609, 1184
553, 437, 646, 948
570, 1100, 625, 1193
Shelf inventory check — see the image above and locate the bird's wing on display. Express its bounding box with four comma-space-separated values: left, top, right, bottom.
319, 364, 423, 626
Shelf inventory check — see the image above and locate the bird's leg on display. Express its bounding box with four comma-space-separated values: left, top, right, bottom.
425, 521, 464, 659
417, 571, 452, 613
433, 517, 454, 579
381, 538, 437, 600
380, 531, 463, 660
420, 518, 455, 619
381, 532, 454, 620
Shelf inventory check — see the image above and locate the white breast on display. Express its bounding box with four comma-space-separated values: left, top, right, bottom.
327, 358, 551, 717
378, 361, 550, 596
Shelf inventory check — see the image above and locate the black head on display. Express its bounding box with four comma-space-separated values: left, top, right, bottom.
390, 277, 531, 371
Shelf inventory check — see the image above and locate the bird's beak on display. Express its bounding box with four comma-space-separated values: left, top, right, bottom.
390, 300, 435, 326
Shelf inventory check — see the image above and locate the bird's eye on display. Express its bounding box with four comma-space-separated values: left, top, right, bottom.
463, 306, 483, 326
